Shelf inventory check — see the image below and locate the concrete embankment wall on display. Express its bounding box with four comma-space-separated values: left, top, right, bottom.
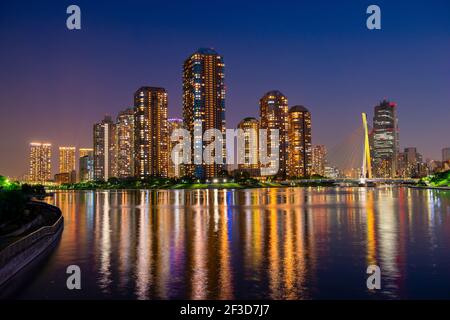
0, 203, 64, 288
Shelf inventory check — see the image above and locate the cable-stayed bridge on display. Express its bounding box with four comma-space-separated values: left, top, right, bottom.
306, 113, 417, 186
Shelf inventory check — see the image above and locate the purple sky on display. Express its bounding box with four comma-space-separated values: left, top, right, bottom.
1, 0, 450, 178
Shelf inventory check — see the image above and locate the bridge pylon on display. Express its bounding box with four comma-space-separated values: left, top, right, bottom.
361, 113, 372, 179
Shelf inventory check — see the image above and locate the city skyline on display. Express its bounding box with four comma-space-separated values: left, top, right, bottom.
23, 87, 449, 182
1, 1, 450, 177
11, 57, 450, 181
12, 80, 450, 181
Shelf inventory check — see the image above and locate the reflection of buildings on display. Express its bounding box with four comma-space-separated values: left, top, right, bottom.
97, 192, 112, 293
29, 142, 52, 183
116, 108, 134, 178
287, 105, 312, 178
217, 202, 233, 299
134, 87, 169, 179
117, 192, 131, 291
167, 118, 184, 178
237, 117, 260, 176
47, 187, 449, 299
372, 100, 399, 178
136, 191, 151, 299
190, 207, 208, 299
375, 190, 404, 298
365, 191, 377, 266
93, 115, 116, 181
312, 145, 326, 176
183, 48, 226, 179
260, 91, 289, 177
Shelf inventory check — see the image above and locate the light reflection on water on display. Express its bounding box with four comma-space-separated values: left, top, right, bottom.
11, 187, 450, 299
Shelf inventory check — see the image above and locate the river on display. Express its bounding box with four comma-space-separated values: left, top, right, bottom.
7, 187, 450, 299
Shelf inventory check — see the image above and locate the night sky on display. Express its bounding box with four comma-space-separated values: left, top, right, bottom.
1, 0, 449, 177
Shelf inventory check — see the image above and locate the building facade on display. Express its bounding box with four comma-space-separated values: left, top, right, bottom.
287, 105, 312, 178
79, 148, 94, 182
29, 142, 52, 183
134, 87, 168, 179
183, 48, 226, 179
167, 118, 184, 178
93, 115, 116, 181
79, 148, 93, 159
259, 90, 289, 177
442, 147, 450, 162
54, 172, 76, 184
399, 147, 420, 178
312, 145, 327, 176
372, 100, 399, 178
116, 108, 134, 178
58, 146, 76, 174
237, 117, 260, 174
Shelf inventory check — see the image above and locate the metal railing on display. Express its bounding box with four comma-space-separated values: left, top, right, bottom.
0, 203, 63, 268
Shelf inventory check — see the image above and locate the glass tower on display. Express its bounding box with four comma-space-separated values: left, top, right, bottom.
372, 100, 399, 178
183, 48, 226, 179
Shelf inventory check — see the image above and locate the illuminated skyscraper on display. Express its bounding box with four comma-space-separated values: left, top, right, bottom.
79, 148, 94, 182
312, 145, 326, 176
372, 100, 399, 178
134, 87, 168, 178
79, 148, 93, 159
93, 115, 116, 181
116, 108, 134, 178
443, 147, 450, 162
260, 91, 289, 177
183, 48, 226, 179
58, 146, 76, 174
287, 105, 312, 178
167, 118, 184, 178
403, 147, 419, 177
29, 142, 52, 183
237, 117, 260, 172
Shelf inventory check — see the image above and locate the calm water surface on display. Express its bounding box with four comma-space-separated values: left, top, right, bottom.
10, 187, 450, 299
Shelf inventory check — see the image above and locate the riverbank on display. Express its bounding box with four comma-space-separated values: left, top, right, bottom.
409, 185, 450, 191
417, 170, 450, 188
0, 179, 49, 239
0, 201, 63, 288
53, 181, 336, 191
0, 201, 61, 249
52, 176, 336, 191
